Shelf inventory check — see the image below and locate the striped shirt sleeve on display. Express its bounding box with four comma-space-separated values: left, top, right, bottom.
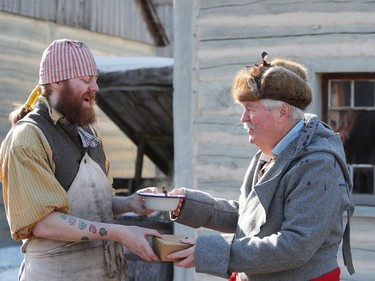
0, 123, 69, 240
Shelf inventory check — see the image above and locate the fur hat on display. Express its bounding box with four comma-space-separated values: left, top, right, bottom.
39, 39, 98, 84
231, 52, 312, 110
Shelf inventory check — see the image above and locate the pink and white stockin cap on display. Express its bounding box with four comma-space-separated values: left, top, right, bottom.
39, 39, 98, 84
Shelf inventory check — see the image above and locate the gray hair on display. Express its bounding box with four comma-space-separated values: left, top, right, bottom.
260, 99, 304, 122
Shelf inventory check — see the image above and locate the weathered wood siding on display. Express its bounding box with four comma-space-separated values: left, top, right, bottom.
0, 0, 174, 57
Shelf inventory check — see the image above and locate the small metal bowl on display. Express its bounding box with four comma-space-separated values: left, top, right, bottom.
138, 193, 185, 211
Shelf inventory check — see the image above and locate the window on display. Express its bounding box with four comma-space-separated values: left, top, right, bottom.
322, 74, 375, 206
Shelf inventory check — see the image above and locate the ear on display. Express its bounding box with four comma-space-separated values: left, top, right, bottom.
278, 103, 291, 123
47, 82, 63, 108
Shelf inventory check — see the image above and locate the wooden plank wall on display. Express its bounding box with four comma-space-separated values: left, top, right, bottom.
0, 0, 173, 56
0, 0, 149, 40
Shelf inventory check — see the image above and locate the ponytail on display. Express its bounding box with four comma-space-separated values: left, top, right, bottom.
9, 85, 42, 125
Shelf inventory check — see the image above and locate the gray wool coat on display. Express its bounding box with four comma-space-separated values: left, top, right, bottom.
173, 114, 354, 281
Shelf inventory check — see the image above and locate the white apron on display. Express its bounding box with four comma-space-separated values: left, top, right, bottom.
20, 153, 126, 281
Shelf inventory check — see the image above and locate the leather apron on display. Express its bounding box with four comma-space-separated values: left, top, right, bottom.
20, 153, 126, 281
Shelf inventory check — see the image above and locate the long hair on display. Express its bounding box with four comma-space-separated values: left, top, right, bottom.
9, 85, 50, 125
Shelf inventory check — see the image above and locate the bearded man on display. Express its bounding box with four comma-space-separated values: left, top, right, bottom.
0, 39, 161, 281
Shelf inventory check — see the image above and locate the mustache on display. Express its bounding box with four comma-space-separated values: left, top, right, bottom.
243, 122, 256, 131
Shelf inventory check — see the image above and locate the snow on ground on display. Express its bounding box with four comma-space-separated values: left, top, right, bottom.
0, 245, 22, 281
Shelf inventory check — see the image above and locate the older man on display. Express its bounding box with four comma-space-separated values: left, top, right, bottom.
0, 39, 160, 281
166, 53, 355, 281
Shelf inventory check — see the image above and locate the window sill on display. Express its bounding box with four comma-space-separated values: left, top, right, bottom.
353, 205, 375, 218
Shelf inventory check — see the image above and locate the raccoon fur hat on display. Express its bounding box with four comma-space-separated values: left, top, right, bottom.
231, 52, 312, 110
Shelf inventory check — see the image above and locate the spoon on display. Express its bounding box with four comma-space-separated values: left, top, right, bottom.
162, 186, 168, 197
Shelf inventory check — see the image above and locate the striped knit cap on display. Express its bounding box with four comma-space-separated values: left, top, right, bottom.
39, 39, 98, 84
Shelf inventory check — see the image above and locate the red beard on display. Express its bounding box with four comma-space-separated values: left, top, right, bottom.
54, 82, 97, 127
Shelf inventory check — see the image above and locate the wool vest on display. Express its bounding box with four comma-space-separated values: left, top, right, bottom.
19, 101, 107, 191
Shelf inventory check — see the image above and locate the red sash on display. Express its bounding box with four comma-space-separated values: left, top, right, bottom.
311, 267, 340, 281
228, 267, 340, 281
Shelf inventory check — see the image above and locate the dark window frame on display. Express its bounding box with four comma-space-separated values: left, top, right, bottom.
322, 73, 375, 206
